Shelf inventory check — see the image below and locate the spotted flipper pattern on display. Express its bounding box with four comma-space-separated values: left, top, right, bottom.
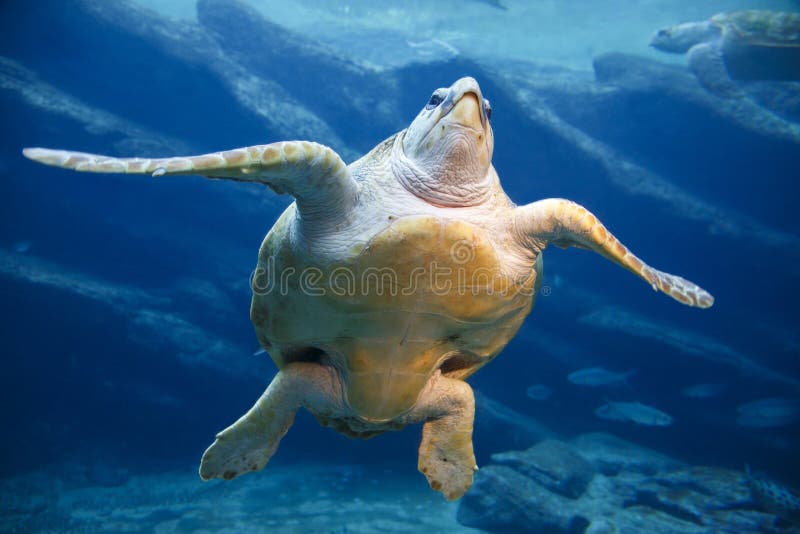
411, 373, 478, 501
514, 198, 714, 308
200, 362, 346, 482
23, 142, 356, 216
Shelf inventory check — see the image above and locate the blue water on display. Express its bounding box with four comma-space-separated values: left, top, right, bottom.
1, 0, 799, 531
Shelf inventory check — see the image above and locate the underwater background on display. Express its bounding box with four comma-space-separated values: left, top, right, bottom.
1, 0, 799, 531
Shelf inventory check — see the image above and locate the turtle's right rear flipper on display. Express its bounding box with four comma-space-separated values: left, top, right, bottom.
199, 381, 296, 481
199, 362, 344, 481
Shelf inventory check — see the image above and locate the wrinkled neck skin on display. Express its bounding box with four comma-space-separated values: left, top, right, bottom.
391, 129, 493, 208
651, 21, 721, 53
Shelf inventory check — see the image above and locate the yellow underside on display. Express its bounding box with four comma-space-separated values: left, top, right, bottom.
251, 215, 538, 420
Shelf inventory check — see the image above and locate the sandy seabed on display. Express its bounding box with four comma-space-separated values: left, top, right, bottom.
0, 462, 481, 533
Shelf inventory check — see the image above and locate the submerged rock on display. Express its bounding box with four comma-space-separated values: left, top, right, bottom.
570, 432, 682, 476
0, 56, 189, 156
0, 462, 477, 533
73, 0, 354, 156
196, 0, 402, 151
458, 433, 787, 533
593, 52, 800, 144
746, 465, 800, 521
473, 391, 559, 453
491, 439, 594, 498
483, 53, 800, 267
457, 465, 590, 533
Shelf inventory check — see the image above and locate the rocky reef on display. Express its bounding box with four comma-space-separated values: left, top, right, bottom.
458, 433, 798, 533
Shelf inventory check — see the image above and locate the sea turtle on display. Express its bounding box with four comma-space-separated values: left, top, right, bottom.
650, 10, 800, 97
22, 77, 713, 500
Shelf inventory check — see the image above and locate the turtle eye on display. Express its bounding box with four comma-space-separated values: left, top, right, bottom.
657, 29, 668, 37
426, 89, 447, 110
484, 99, 492, 120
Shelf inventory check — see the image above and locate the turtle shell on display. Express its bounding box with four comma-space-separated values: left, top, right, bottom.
715, 11, 800, 47
250, 214, 539, 421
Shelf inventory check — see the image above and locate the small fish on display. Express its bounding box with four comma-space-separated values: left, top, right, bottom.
745, 465, 800, 519
253, 348, 267, 356
12, 241, 32, 253
525, 384, 553, 401
472, 0, 508, 10
681, 383, 726, 399
568, 367, 635, 387
595, 401, 674, 426
737, 398, 800, 428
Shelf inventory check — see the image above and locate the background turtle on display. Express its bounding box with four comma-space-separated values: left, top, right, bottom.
650, 10, 800, 97
22, 77, 713, 500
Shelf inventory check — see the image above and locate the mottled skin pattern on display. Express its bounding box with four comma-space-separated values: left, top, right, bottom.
23, 77, 713, 500
745, 465, 800, 521
650, 11, 800, 97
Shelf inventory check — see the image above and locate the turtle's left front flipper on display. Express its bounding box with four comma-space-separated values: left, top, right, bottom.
22, 142, 357, 218
513, 198, 714, 308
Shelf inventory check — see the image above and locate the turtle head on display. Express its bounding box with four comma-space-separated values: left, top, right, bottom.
650, 21, 720, 53
394, 77, 495, 207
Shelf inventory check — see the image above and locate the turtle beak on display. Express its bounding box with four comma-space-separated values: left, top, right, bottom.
450, 92, 484, 130
440, 77, 487, 131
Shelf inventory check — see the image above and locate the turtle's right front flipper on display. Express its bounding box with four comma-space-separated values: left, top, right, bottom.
513, 198, 714, 308
22, 141, 357, 218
